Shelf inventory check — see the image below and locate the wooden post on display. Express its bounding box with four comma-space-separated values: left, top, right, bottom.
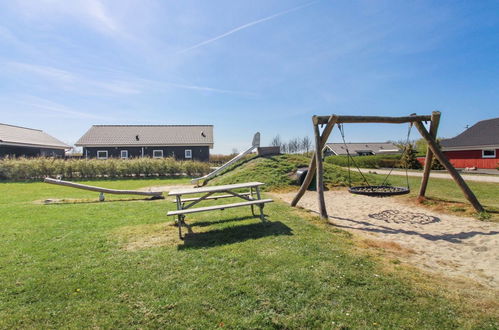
418, 111, 441, 198
414, 122, 484, 213
291, 151, 317, 207
313, 117, 328, 219
315, 114, 433, 125
291, 115, 338, 207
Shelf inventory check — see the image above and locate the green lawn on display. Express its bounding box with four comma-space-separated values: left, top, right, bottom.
0, 179, 497, 328
373, 174, 499, 220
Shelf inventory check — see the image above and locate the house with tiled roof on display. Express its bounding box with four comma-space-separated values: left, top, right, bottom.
0, 123, 70, 158
75, 125, 214, 161
323, 142, 401, 157
440, 117, 499, 169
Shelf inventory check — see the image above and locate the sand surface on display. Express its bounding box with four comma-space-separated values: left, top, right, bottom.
137, 184, 191, 193
273, 191, 499, 289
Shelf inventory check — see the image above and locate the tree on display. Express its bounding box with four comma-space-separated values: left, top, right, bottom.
414, 138, 444, 169
270, 135, 285, 153
280, 142, 288, 154
400, 144, 422, 169
415, 138, 428, 155
270, 135, 282, 147
431, 140, 444, 170
301, 136, 312, 153
288, 138, 300, 153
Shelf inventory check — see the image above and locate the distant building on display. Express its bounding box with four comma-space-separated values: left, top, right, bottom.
0, 123, 69, 158
440, 117, 499, 169
323, 142, 401, 157
75, 125, 214, 161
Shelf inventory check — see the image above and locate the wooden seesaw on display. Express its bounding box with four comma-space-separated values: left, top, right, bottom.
44, 178, 164, 201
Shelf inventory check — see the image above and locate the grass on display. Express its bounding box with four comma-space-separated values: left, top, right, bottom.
370, 174, 499, 221
209, 154, 383, 191
0, 178, 498, 328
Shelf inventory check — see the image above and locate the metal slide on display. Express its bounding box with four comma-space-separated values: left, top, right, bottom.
191, 132, 260, 186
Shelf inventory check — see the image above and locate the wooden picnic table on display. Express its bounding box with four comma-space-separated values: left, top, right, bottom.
167, 182, 273, 239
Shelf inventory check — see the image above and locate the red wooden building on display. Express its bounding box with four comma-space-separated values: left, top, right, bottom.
439, 117, 499, 169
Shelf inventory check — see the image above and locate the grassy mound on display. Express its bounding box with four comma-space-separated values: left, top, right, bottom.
208, 154, 382, 190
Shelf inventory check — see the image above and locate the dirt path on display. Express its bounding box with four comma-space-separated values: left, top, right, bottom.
273, 191, 499, 289
137, 184, 191, 193
357, 168, 499, 183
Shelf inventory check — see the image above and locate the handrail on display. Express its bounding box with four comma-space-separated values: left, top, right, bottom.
191, 132, 260, 185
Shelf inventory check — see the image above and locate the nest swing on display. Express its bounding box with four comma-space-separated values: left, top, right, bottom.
338, 123, 413, 197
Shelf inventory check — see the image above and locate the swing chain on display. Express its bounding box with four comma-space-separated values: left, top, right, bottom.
338, 123, 371, 187
338, 121, 414, 191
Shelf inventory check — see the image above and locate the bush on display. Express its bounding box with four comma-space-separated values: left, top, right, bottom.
0, 157, 211, 181
210, 153, 237, 165
325, 154, 402, 169
400, 145, 422, 170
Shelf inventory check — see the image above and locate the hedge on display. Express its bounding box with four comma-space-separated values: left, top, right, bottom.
0, 157, 211, 180
324, 154, 402, 169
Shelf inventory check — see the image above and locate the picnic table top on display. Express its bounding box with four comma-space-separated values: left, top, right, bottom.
168, 182, 265, 196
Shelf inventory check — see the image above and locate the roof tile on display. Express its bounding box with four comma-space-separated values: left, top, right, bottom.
441, 117, 499, 148
75, 125, 214, 147
0, 123, 69, 149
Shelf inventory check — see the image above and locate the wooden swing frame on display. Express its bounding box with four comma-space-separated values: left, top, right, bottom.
291, 111, 485, 218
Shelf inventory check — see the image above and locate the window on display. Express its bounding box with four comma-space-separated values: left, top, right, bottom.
120, 150, 128, 159
482, 149, 496, 158
185, 149, 192, 159
153, 150, 163, 158
97, 150, 108, 159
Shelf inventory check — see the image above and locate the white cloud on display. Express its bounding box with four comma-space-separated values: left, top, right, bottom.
5, 61, 142, 95
179, 1, 319, 53
8, 62, 75, 82
85, 0, 119, 32
11, 0, 122, 36
140, 79, 257, 96
12, 96, 113, 120
6, 61, 256, 96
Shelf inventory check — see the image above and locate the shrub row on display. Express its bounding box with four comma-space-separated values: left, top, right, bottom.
209, 153, 238, 165
324, 154, 402, 169
0, 157, 211, 180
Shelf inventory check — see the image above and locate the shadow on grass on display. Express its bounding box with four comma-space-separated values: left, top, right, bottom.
178, 221, 293, 250
189, 215, 257, 227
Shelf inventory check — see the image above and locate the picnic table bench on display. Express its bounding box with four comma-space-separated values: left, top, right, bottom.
167, 182, 273, 239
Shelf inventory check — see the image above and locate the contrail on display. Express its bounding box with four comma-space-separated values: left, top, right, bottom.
179, 1, 319, 53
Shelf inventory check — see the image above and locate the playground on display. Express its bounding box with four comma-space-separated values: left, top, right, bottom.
1, 116, 498, 328
1, 176, 498, 328
275, 189, 499, 288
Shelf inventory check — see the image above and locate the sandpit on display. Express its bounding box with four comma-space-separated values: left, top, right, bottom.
273, 190, 499, 289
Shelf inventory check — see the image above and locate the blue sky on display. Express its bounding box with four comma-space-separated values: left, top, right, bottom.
0, 0, 498, 153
